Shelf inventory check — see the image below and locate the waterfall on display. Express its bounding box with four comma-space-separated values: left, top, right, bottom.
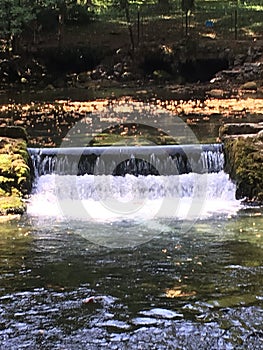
28, 144, 224, 177
27, 144, 241, 220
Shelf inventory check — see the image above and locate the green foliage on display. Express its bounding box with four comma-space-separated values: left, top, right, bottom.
0, 0, 262, 51
66, 3, 94, 23
0, 0, 35, 37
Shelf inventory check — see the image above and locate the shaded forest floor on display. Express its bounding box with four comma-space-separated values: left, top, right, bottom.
1, 14, 262, 95
0, 14, 263, 147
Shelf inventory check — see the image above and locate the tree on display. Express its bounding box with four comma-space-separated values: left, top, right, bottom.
118, 0, 135, 52
0, 1, 81, 52
0, 0, 35, 52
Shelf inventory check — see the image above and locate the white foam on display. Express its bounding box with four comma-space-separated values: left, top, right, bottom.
27, 172, 241, 221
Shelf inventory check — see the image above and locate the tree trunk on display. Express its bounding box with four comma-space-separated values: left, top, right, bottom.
123, 1, 134, 52
58, 1, 67, 48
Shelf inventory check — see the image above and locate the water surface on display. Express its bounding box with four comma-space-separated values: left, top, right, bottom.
0, 190, 262, 349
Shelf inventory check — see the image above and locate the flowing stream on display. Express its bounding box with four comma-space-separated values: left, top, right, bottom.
0, 144, 262, 349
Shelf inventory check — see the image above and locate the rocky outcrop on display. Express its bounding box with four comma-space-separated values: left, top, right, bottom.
0, 127, 32, 217
219, 123, 263, 139
209, 42, 263, 95
220, 123, 263, 204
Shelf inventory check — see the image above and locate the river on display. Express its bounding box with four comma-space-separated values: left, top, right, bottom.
0, 171, 262, 349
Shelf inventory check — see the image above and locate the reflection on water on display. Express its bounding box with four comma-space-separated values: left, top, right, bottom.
0, 208, 262, 349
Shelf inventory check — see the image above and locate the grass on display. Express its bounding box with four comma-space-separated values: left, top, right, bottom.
96, 0, 263, 40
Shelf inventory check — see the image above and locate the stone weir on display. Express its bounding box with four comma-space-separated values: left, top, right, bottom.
28, 144, 224, 177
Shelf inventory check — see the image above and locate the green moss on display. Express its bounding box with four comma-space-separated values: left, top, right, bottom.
0, 132, 32, 217
0, 193, 25, 215
0, 154, 13, 175
224, 137, 263, 203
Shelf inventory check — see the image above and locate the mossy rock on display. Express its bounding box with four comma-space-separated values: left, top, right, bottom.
0, 135, 33, 217
224, 136, 263, 203
0, 139, 32, 194
0, 192, 25, 215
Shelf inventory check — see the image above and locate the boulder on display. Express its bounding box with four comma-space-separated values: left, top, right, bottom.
240, 81, 257, 90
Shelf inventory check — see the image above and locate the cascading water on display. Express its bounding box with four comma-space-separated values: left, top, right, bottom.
28, 144, 224, 176
27, 144, 240, 222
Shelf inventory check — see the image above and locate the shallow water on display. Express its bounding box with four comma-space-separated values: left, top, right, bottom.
0, 196, 262, 349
